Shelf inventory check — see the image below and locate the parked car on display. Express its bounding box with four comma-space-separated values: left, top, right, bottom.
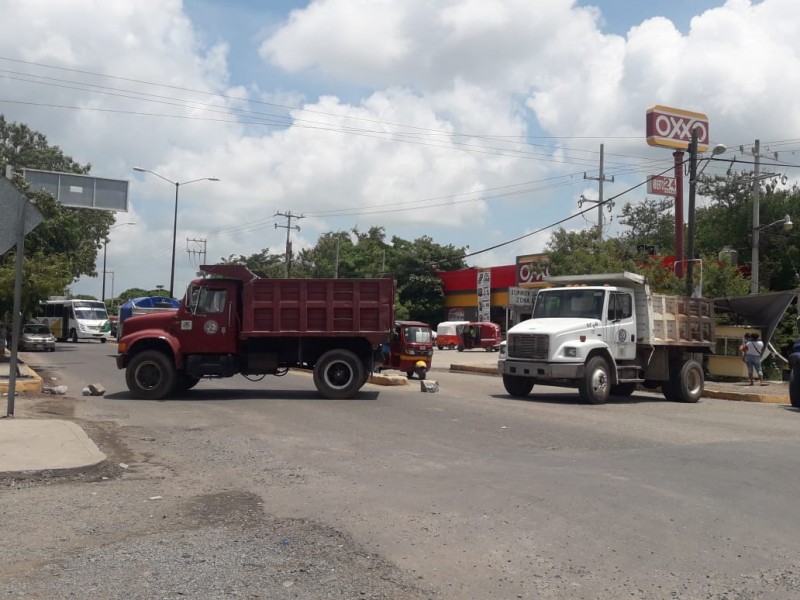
19, 323, 56, 352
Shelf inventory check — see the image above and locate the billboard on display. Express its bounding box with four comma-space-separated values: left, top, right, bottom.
477, 270, 491, 321
646, 105, 709, 152
647, 174, 677, 196
22, 169, 129, 211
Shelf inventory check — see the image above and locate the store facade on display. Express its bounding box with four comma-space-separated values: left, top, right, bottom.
436, 253, 552, 332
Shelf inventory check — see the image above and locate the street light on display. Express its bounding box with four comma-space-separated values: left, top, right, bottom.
751, 214, 794, 293
132, 167, 219, 297
686, 138, 728, 297
102, 221, 136, 303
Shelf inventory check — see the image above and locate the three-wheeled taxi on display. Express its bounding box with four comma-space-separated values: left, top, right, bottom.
456, 321, 502, 352
436, 320, 468, 350
380, 320, 434, 379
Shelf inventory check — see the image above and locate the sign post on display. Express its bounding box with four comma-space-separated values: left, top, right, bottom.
646, 105, 709, 282
0, 178, 44, 417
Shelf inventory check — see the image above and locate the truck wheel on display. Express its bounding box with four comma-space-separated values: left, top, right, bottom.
175, 373, 200, 392
126, 350, 176, 400
611, 383, 636, 397
314, 349, 365, 399
670, 359, 704, 403
579, 356, 610, 404
503, 375, 533, 398
790, 366, 800, 408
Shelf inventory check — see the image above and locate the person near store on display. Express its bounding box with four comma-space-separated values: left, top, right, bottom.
743, 332, 766, 386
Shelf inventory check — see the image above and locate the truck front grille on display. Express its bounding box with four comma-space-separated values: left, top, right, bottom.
508, 333, 549, 360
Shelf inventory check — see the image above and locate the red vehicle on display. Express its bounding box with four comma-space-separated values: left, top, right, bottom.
116, 265, 394, 400
379, 320, 434, 379
456, 321, 502, 352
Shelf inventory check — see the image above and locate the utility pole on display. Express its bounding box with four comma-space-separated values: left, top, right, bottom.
685, 129, 699, 298
187, 237, 207, 270
751, 139, 762, 294
583, 144, 615, 240
275, 211, 304, 277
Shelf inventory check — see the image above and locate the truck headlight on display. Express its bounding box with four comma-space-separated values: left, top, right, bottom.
564, 347, 577, 358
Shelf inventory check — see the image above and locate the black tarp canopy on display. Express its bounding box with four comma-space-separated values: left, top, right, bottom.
713, 291, 797, 350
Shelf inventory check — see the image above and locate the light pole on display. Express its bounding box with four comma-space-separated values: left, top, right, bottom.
133, 167, 219, 297
685, 136, 727, 297
102, 221, 136, 303
751, 214, 793, 293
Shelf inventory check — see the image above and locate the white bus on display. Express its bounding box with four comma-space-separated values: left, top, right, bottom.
35, 298, 112, 343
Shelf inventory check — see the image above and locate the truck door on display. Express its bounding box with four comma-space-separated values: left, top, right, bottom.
180, 283, 239, 354
606, 291, 636, 360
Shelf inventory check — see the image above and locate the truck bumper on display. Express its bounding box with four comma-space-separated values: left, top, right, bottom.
115, 354, 127, 370
498, 358, 583, 379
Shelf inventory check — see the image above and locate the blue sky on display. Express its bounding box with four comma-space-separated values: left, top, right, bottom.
0, 0, 795, 299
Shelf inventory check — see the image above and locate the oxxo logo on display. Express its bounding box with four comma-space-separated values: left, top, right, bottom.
646, 105, 709, 151
652, 114, 707, 143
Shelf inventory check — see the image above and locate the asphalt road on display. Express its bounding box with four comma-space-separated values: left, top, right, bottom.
5, 341, 800, 599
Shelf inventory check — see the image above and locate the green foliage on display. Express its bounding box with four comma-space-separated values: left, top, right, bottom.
617, 196, 676, 255
396, 274, 444, 327
219, 250, 285, 278
545, 229, 638, 276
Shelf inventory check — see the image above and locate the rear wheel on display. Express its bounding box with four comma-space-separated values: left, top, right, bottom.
503, 375, 534, 398
670, 359, 704, 403
314, 349, 365, 399
126, 350, 176, 400
579, 356, 610, 404
175, 373, 200, 392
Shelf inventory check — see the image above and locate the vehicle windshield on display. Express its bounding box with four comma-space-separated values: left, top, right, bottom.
533, 289, 605, 319
23, 325, 52, 335
74, 307, 108, 320
403, 326, 432, 343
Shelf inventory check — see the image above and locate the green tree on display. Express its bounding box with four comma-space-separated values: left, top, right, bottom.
0, 116, 116, 320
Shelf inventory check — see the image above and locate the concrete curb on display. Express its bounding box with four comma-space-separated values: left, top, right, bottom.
0, 359, 44, 395
449, 364, 789, 404
702, 389, 788, 404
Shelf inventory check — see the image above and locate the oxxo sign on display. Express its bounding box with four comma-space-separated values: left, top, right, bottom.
646, 105, 709, 152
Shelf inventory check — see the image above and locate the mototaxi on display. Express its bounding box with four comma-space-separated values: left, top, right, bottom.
380, 320, 434, 379
456, 321, 503, 352
436, 320, 469, 350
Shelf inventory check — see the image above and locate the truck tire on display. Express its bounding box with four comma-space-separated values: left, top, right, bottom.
314, 349, 365, 399
126, 350, 176, 400
579, 356, 610, 404
611, 383, 637, 397
175, 373, 200, 392
790, 366, 800, 409
670, 359, 704, 403
503, 375, 533, 398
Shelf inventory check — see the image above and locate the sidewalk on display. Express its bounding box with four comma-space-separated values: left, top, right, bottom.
1, 348, 106, 476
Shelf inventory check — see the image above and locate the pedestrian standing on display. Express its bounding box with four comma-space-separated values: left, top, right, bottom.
744, 332, 766, 386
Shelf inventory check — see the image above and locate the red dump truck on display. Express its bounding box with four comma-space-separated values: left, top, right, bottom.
116, 264, 395, 400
